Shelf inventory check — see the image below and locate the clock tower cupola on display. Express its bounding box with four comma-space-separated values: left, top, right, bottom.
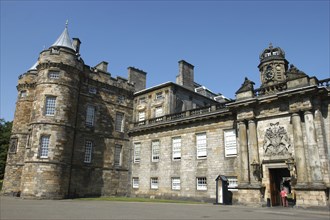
258, 43, 289, 86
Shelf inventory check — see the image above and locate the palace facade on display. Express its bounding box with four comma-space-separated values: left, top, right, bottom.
2, 26, 330, 208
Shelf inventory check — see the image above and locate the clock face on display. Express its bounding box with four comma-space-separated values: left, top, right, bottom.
265, 66, 274, 81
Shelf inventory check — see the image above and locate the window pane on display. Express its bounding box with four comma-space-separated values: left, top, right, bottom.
40, 136, 50, 158
196, 133, 207, 158
224, 130, 237, 157
84, 141, 93, 163
151, 177, 158, 189
115, 112, 124, 132
152, 140, 160, 162
132, 177, 139, 188
172, 137, 181, 160
114, 144, 122, 166
134, 143, 141, 163
172, 177, 181, 190
138, 111, 145, 121
86, 106, 95, 127
49, 71, 60, 79
197, 177, 207, 190
45, 96, 56, 116
155, 107, 163, 118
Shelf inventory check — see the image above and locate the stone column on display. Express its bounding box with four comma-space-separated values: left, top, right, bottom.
304, 111, 323, 183
248, 120, 260, 185
291, 113, 308, 185
238, 121, 249, 185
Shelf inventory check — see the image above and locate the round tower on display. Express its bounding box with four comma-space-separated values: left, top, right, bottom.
258, 43, 289, 86
19, 23, 83, 199
1, 64, 37, 196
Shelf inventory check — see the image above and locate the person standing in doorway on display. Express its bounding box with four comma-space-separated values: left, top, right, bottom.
280, 187, 288, 207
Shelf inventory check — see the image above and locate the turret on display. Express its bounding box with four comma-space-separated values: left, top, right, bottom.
18, 23, 83, 199
258, 43, 289, 86
1, 63, 37, 196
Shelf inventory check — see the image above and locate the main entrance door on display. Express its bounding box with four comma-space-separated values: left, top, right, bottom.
269, 168, 290, 206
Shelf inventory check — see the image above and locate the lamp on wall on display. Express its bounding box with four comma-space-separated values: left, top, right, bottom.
251, 160, 262, 181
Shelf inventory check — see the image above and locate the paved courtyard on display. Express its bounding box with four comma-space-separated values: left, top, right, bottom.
1, 196, 329, 220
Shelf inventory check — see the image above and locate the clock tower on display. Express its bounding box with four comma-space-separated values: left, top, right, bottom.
258, 43, 289, 86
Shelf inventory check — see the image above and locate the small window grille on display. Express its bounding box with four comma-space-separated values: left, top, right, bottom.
86, 106, 95, 127
49, 71, 60, 79
114, 144, 122, 166
40, 136, 50, 158
45, 96, 56, 116
84, 141, 93, 163
115, 112, 124, 132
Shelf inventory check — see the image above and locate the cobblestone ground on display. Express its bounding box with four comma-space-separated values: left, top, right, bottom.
1, 196, 329, 220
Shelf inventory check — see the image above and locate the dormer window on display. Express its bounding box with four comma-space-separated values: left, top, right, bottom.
155, 92, 163, 100
139, 97, 146, 104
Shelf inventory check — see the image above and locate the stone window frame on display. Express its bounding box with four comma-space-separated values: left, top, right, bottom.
171, 177, 181, 190
132, 177, 139, 189
196, 132, 207, 159
138, 111, 145, 122
85, 105, 96, 127
114, 144, 122, 167
115, 112, 125, 132
155, 92, 164, 100
172, 136, 181, 160
84, 140, 93, 163
45, 96, 56, 116
39, 135, 50, 158
117, 95, 125, 104
151, 140, 160, 162
154, 106, 163, 118
9, 138, 18, 154
48, 70, 60, 79
139, 97, 146, 104
196, 177, 207, 191
150, 177, 159, 189
133, 142, 141, 163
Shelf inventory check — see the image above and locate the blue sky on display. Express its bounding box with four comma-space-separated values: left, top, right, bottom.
1, 0, 329, 121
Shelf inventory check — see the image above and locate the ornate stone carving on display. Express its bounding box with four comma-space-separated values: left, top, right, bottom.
263, 122, 291, 156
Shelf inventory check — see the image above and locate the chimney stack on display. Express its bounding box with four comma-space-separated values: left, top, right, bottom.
72, 38, 81, 53
176, 60, 194, 90
128, 67, 147, 92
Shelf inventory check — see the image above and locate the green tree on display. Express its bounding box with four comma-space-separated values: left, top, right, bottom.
0, 118, 12, 180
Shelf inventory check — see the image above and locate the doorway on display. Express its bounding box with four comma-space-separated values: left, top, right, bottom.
269, 168, 290, 206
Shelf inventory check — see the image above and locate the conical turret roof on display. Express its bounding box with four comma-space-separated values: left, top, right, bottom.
51, 22, 75, 51
29, 61, 38, 70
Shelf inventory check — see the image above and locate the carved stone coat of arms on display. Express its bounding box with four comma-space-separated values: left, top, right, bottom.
263, 122, 291, 156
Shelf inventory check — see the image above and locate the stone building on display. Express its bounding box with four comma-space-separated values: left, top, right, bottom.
2, 26, 330, 208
